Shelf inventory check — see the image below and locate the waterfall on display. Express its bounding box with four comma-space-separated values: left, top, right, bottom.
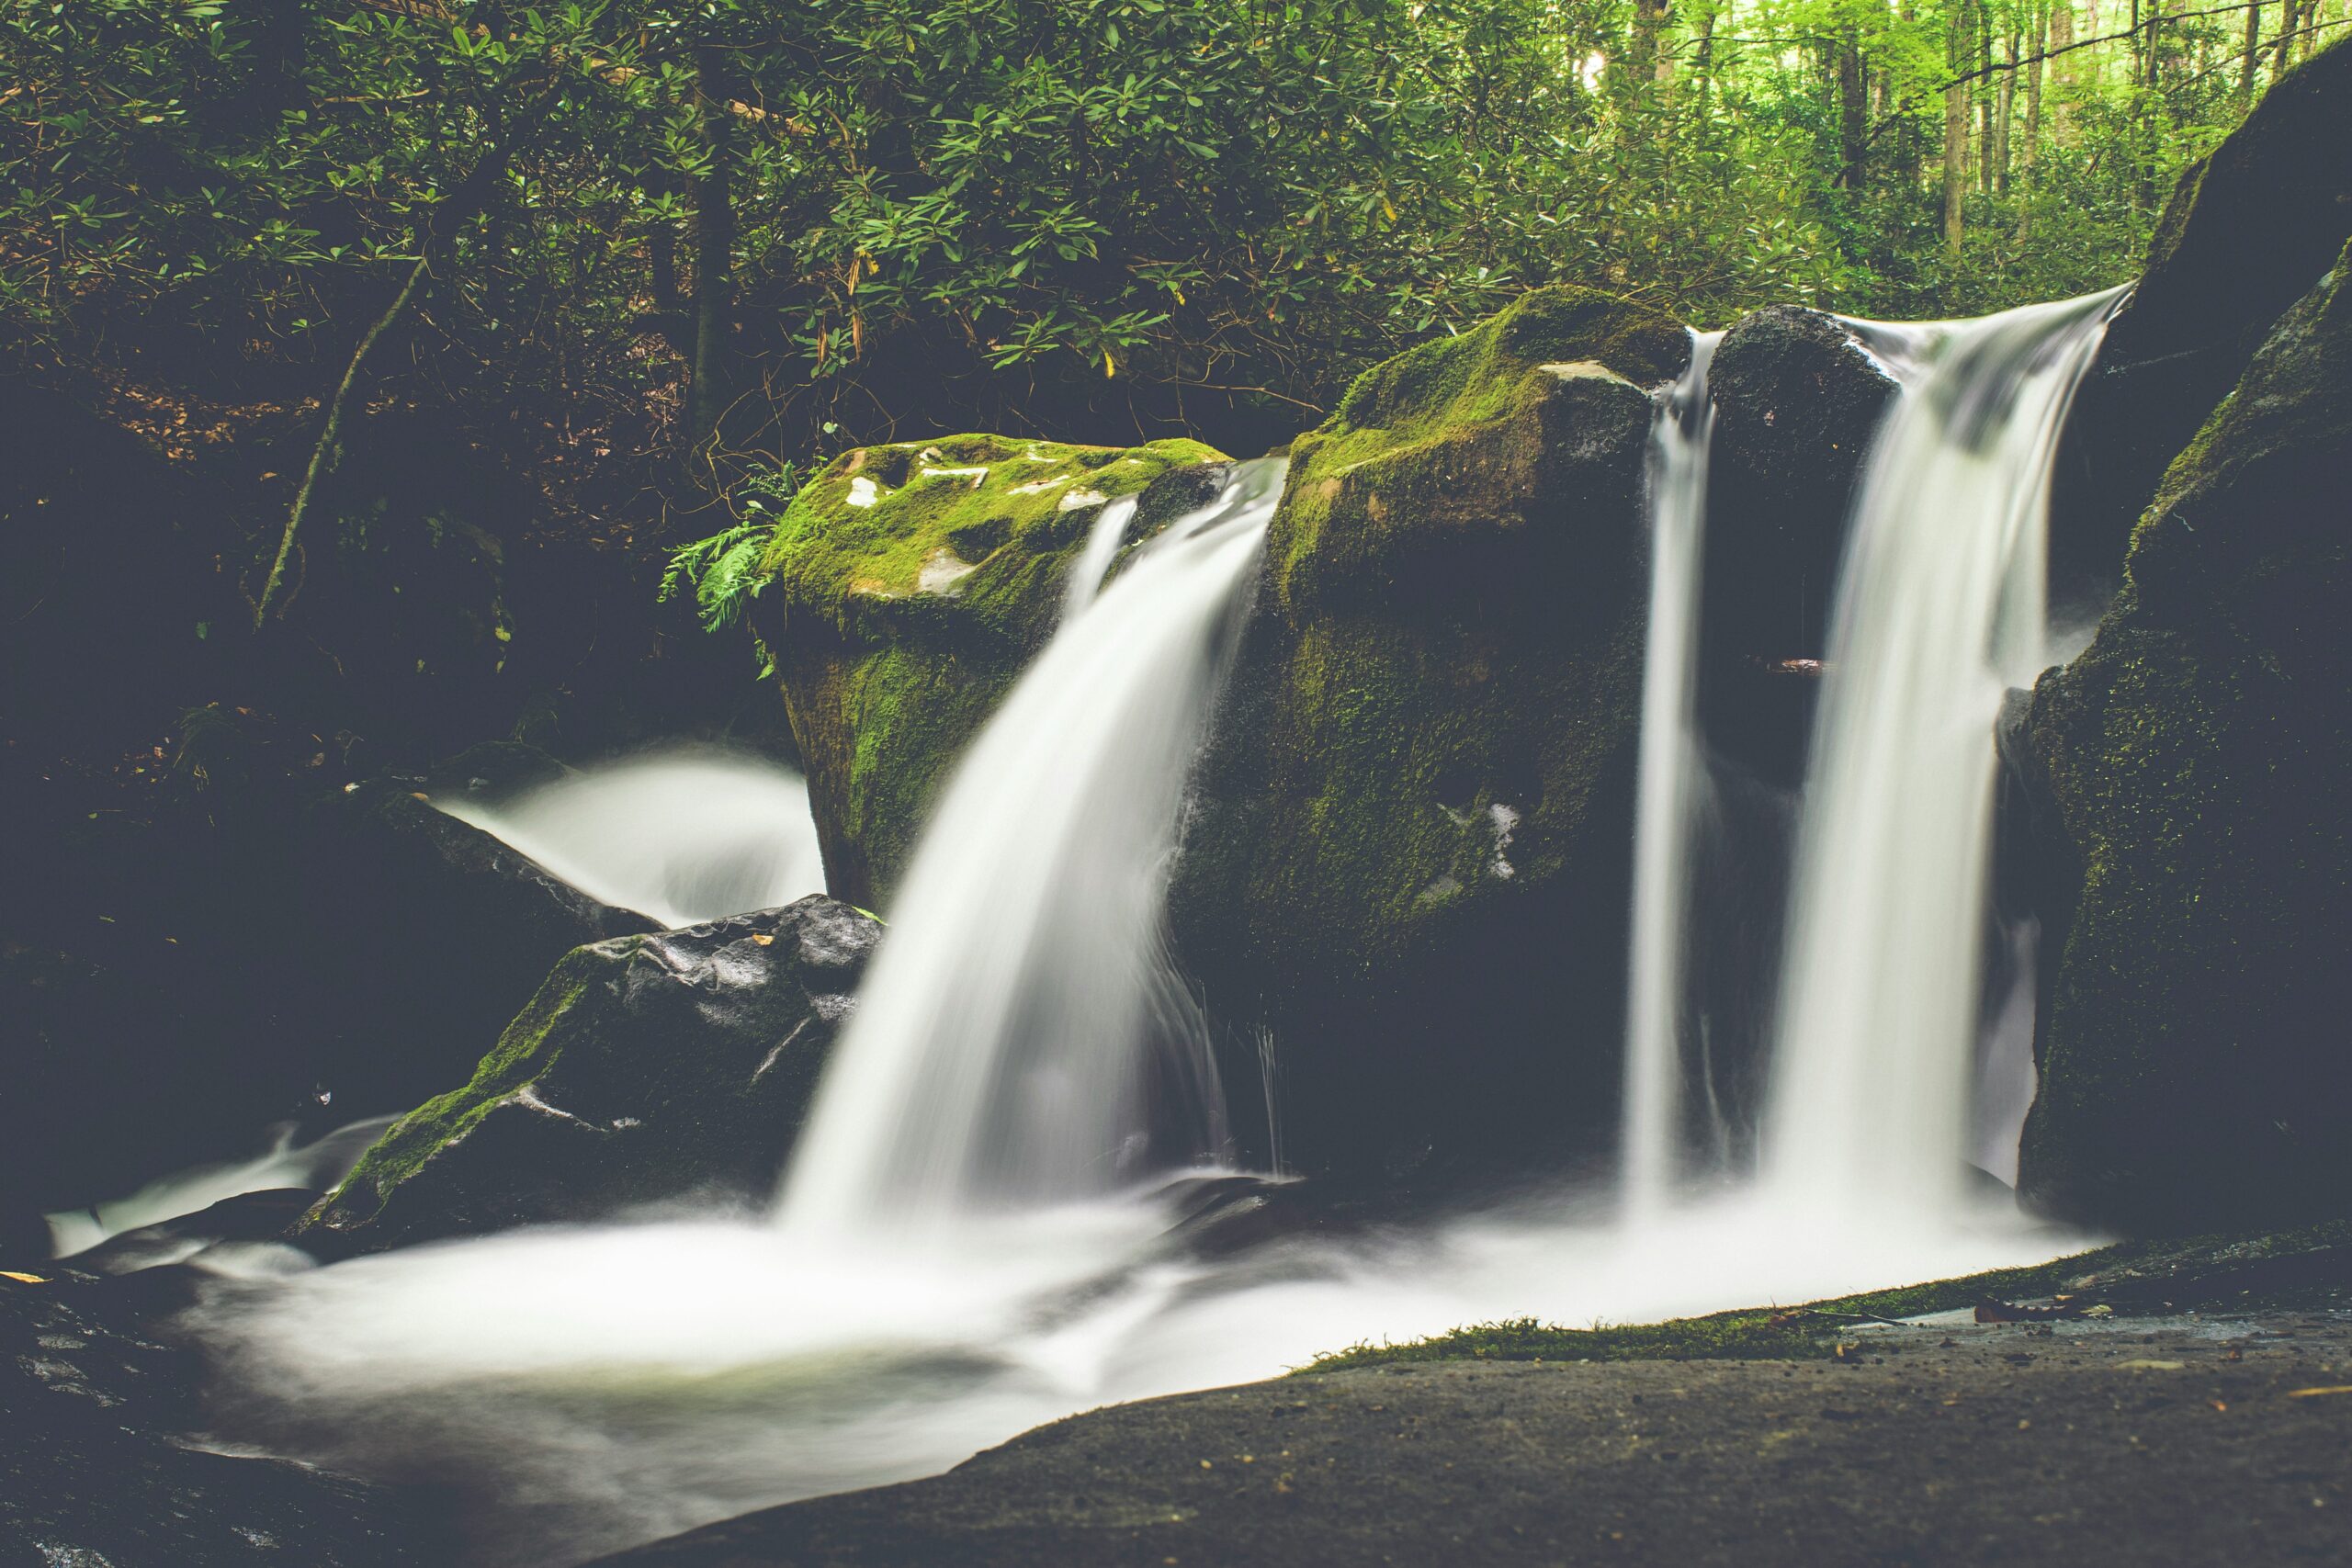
1062, 492, 1141, 619
439, 747, 824, 931
1620, 330, 1722, 1216
779, 459, 1284, 1236
1761, 289, 2123, 1213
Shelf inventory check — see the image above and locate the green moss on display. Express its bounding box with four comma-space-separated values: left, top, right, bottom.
1302, 1222, 2352, 1371
1165, 286, 1680, 1176
752, 434, 1229, 908
302, 957, 599, 1230
1272, 286, 1687, 611
755, 434, 1222, 650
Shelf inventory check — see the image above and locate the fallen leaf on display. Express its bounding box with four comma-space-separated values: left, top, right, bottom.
0, 1271, 47, 1284
2286, 1386, 2352, 1399
2116, 1359, 2185, 1371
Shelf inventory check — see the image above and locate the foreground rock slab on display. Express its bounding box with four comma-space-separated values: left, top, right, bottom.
594, 1313, 2352, 1568
0, 1274, 430, 1566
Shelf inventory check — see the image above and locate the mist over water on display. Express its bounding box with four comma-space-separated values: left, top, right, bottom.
439, 747, 824, 931
192, 1183, 2073, 1568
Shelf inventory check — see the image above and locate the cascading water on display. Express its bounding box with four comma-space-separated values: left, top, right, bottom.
1760, 288, 2124, 1213
1061, 491, 1141, 619
437, 746, 824, 930
778, 460, 1283, 1235
185, 313, 2120, 1568
1621, 330, 1722, 1216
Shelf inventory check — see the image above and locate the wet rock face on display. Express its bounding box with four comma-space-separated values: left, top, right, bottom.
2019, 243, 2352, 1234
2052, 36, 2352, 600
1170, 286, 1690, 1182
1701, 305, 1894, 784
299, 897, 881, 1253
0, 1273, 430, 1564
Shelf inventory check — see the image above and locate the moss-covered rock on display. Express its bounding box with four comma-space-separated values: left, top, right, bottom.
300, 897, 879, 1252
2018, 242, 2352, 1233
2052, 35, 2352, 597
1169, 286, 1690, 1179
749, 434, 1228, 905
299, 761, 661, 1116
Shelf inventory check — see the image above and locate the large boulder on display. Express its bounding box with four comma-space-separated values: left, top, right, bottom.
1168, 286, 1690, 1179
298, 897, 880, 1252
1700, 305, 1894, 783
2017, 240, 2352, 1232
2052, 36, 2352, 598
747, 434, 1228, 907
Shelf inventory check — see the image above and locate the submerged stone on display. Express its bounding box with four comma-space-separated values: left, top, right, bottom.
299, 897, 880, 1252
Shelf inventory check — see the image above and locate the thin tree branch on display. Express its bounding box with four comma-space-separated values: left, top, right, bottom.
253, 254, 426, 628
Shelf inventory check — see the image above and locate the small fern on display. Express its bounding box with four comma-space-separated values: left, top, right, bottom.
660, 464, 804, 678
659, 519, 773, 634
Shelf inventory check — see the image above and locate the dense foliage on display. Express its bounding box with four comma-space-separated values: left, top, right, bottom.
4, 0, 2344, 537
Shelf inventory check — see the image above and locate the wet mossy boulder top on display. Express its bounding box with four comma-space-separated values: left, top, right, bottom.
753, 433, 1227, 653
2018, 241, 2352, 1233
298, 897, 880, 1254
1272, 286, 1689, 614
1169, 286, 1689, 1179
754, 434, 1230, 907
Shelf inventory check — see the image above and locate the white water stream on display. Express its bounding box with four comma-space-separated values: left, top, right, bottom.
779, 459, 1282, 1235
1761, 289, 2123, 1212
439, 746, 824, 931
1620, 330, 1722, 1216
45, 1115, 395, 1260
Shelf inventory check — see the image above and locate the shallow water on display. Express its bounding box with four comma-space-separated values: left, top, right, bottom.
188, 1185, 2088, 1566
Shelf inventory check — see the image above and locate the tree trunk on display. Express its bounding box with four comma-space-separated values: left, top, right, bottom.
2021, 1, 2045, 233
1978, 0, 1995, 194
253, 257, 428, 628
1693, 0, 1719, 118
686, 42, 740, 466
2272, 0, 2296, 76
2240, 2, 2262, 106
1626, 0, 1669, 89
1945, 0, 1972, 252
1838, 26, 1869, 192
1995, 28, 2017, 197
